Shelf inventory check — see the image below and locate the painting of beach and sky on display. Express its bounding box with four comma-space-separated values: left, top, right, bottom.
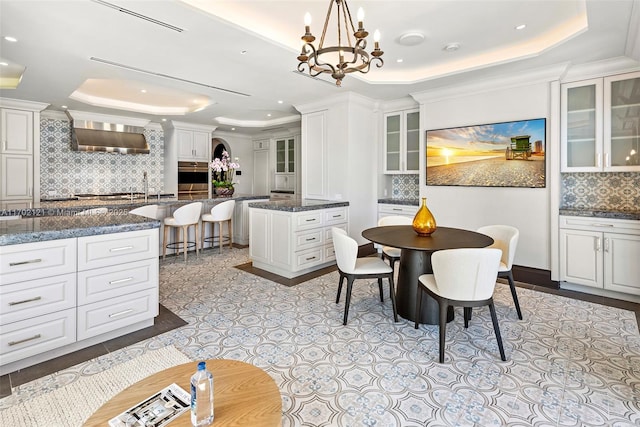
426, 118, 546, 188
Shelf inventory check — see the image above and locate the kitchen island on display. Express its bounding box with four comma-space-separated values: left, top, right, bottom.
0, 212, 161, 375
249, 199, 349, 278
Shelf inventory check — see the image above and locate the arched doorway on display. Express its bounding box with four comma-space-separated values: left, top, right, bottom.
212, 138, 230, 160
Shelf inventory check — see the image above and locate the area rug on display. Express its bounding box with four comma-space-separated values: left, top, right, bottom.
0, 345, 191, 427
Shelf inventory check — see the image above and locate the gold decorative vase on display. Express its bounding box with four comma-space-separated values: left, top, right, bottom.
412, 197, 437, 236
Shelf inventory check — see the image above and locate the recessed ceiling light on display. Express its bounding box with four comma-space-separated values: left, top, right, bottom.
0, 62, 8, 66
4, 36, 17, 42
267, 113, 272, 117
61, 105, 68, 109
396, 59, 404, 63
277, 100, 283, 104
515, 24, 526, 30
140, 89, 147, 93
231, 127, 236, 131
162, 118, 167, 122
443, 42, 461, 52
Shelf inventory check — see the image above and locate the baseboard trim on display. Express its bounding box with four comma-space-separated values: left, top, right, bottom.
513, 265, 558, 289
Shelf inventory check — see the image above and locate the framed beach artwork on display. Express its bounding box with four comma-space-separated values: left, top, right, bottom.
426, 118, 546, 188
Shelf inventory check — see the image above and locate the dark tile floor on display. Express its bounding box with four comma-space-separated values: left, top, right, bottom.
0, 304, 187, 399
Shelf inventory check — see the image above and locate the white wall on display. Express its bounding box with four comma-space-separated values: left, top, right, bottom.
414, 81, 553, 269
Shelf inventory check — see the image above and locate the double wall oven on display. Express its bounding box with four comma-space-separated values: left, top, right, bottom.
178, 161, 209, 200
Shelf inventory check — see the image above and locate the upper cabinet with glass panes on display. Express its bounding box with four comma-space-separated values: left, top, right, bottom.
384, 109, 420, 174
561, 71, 640, 172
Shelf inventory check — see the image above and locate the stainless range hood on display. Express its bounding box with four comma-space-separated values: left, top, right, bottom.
66, 110, 150, 154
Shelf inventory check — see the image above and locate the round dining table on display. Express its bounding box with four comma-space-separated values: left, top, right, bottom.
362, 225, 494, 324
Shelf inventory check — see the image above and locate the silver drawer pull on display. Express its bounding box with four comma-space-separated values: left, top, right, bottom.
305, 218, 317, 222
590, 223, 614, 227
109, 309, 134, 318
110, 246, 134, 252
9, 258, 42, 267
332, 215, 341, 218
306, 256, 317, 261
109, 277, 133, 285
9, 334, 41, 346
305, 237, 316, 241
9, 296, 42, 306
392, 208, 402, 211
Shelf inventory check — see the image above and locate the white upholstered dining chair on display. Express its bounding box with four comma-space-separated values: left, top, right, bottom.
377, 215, 413, 274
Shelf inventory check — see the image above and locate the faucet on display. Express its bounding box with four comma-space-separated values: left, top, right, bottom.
143, 171, 149, 202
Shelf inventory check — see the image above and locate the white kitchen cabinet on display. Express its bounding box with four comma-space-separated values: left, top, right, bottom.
177, 128, 210, 162
384, 109, 420, 174
1, 108, 33, 155
232, 198, 270, 245
559, 216, 640, 297
249, 206, 348, 278
275, 136, 296, 192
0, 228, 159, 374
1, 154, 33, 200
561, 71, 640, 172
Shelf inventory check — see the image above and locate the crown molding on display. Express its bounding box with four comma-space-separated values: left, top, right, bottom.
214, 114, 300, 128
164, 120, 217, 133
41, 110, 69, 121
0, 97, 49, 111
294, 91, 376, 114
561, 56, 640, 83
66, 110, 150, 127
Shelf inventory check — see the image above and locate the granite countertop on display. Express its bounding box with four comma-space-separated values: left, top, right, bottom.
248, 199, 349, 212
0, 213, 161, 246
0, 194, 271, 218
377, 198, 420, 206
559, 208, 640, 221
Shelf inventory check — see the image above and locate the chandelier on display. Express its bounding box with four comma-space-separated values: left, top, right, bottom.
297, 0, 384, 87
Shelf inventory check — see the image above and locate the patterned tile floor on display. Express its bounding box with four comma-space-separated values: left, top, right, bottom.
1, 247, 639, 426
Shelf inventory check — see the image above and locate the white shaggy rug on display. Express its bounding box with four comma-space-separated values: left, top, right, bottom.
0, 345, 191, 427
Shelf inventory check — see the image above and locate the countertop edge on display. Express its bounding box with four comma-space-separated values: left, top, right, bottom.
248, 200, 350, 212
559, 208, 640, 221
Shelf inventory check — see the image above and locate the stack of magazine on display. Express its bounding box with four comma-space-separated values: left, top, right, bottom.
108, 383, 191, 427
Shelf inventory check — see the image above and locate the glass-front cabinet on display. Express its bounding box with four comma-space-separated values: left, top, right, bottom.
384, 109, 420, 174
276, 137, 295, 173
561, 71, 640, 172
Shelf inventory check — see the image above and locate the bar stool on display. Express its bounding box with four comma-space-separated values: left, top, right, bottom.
163, 201, 202, 262
129, 204, 160, 219
201, 200, 235, 253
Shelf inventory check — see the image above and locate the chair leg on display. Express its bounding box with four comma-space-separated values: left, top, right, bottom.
336, 274, 345, 303
182, 225, 188, 262
195, 223, 200, 257
388, 274, 398, 322
390, 258, 397, 276
228, 219, 233, 249
488, 301, 507, 361
343, 276, 355, 325
438, 301, 448, 363
201, 220, 206, 251
377, 278, 384, 302
463, 307, 472, 328
506, 271, 523, 320
414, 284, 423, 329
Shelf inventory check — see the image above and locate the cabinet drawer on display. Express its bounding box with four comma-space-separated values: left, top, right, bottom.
294, 247, 324, 269
294, 212, 323, 231
77, 288, 158, 341
378, 203, 418, 218
560, 216, 640, 234
295, 229, 323, 251
77, 258, 159, 306
0, 238, 76, 285
0, 273, 76, 326
325, 225, 347, 244
324, 244, 336, 262
78, 229, 159, 271
0, 308, 75, 365
324, 208, 348, 225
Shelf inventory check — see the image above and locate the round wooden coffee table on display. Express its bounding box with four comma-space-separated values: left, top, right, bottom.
84, 359, 282, 427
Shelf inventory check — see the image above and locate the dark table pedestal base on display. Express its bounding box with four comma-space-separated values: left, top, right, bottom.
396, 249, 454, 325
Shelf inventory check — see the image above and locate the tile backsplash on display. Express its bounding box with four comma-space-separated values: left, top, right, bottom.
391, 175, 419, 199
561, 172, 640, 210
40, 118, 165, 198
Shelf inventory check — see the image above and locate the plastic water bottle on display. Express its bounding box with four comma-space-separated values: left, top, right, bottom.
190, 361, 214, 426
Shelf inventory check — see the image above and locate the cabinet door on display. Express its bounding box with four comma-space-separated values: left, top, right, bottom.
1, 154, 32, 199
176, 129, 194, 160
604, 233, 640, 295
249, 209, 269, 262
1, 109, 33, 154
192, 131, 210, 161
276, 139, 286, 173
561, 79, 603, 171
287, 138, 295, 173
384, 113, 401, 173
253, 149, 270, 195
604, 71, 640, 171
559, 229, 602, 288
405, 110, 420, 172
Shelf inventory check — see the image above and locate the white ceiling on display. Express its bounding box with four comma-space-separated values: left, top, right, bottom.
0, 0, 638, 135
